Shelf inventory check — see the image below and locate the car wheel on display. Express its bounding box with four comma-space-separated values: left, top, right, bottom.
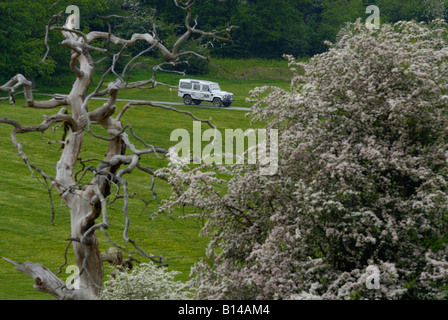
183, 95, 192, 105
193, 99, 201, 105
223, 102, 232, 107
213, 98, 223, 108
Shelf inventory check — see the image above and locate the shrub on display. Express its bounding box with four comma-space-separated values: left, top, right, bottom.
157, 19, 448, 300
101, 262, 193, 300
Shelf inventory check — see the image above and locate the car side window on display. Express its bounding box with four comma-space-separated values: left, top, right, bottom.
180, 82, 192, 89
202, 85, 209, 92
193, 84, 200, 90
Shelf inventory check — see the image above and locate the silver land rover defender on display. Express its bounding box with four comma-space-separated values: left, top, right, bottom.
178, 79, 234, 108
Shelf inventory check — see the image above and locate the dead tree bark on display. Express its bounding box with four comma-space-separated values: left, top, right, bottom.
0, 0, 235, 300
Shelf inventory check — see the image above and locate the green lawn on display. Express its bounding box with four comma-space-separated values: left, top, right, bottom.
35, 58, 293, 109
0, 65, 290, 299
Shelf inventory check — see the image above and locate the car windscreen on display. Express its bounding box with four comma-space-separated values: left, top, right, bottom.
210, 84, 220, 91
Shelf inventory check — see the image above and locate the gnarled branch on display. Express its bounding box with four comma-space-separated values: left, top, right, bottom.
0, 74, 68, 109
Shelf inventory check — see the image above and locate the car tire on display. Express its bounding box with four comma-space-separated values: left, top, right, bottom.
183, 95, 193, 105
193, 99, 201, 105
213, 98, 223, 108
223, 102, 232, 107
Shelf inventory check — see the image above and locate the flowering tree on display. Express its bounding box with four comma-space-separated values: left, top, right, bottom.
158, 19, 448, 300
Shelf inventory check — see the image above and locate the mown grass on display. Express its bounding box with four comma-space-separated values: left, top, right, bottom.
35, 57, 293, 108
0, 59, 291, 299
208, 57, 299, 82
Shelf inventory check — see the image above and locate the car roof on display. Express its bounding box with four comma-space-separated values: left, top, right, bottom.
179, 79, 218, 85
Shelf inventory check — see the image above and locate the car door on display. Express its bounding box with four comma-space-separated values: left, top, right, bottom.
192, 83, 201, 100
201, 84, 211, 101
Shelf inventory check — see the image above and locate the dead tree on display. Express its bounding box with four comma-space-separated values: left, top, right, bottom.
0, 0, 235, 300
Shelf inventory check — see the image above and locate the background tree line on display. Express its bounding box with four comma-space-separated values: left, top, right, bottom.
0, 0, 442, 81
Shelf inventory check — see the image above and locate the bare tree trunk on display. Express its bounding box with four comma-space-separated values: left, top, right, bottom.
55, 40, 104, 298
2, 16, 113, 299
69, 188, 103, 299
0, 2, 235, 299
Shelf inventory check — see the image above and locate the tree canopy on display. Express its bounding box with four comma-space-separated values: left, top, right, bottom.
0, 0, 440, 81
160, 19, 448, 300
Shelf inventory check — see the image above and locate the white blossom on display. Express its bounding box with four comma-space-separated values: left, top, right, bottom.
101, 262, 194, 300
156, 19, 448, 300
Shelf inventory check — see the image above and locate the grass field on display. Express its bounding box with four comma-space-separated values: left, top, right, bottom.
0, 59, 291, 299
35, 57, 293, 108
